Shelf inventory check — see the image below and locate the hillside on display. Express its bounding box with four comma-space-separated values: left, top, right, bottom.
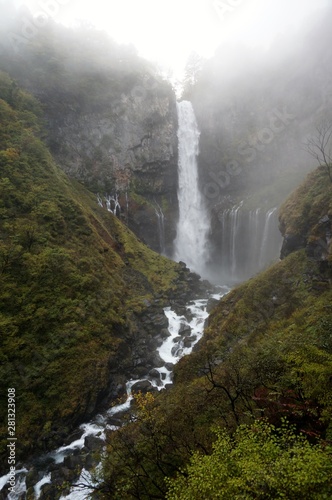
99, 167, 332, 498
0, 9, 179, 254
0, 71, 200, 467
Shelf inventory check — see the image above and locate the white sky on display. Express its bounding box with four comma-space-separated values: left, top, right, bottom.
14, 0, 329, 78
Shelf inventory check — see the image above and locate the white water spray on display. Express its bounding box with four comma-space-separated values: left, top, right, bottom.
173, 101, 211, 277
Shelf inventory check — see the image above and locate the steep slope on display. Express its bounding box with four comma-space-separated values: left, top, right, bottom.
0, 72, 198, 467
99, 167, 332, 498
0, 10, 178, 254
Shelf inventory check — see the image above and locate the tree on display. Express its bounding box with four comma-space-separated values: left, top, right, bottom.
166, 420, 332, 500
306, 120, 332, 182
182, 52, 204, 97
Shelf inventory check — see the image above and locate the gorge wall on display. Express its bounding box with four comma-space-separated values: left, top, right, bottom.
0, 17, 179, 256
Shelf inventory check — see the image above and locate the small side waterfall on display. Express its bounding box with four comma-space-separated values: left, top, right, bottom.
97, 194, 121, 216
215, 205, 282, 284
173, 101, 211, 277
154, 201, 166, 255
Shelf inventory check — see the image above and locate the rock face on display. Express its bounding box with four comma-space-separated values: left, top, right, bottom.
0, 23, 179, 255
46, 78, 179, 255
279, 168, 332, 267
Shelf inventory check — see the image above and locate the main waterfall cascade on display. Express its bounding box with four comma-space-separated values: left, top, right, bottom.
173, 101, 281, 284
214, 204, 282, 284
173, 101, 211, 278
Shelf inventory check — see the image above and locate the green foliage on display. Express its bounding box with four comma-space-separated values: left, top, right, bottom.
279, 167, 332, 236
0, 72, 184, 462
166, 420, 332, 499
99, 228, 332, 497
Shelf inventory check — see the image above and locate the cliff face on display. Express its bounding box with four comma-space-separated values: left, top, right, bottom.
0, 21, 179, 255
279, 167, 332, 264
45, 74, 179, 254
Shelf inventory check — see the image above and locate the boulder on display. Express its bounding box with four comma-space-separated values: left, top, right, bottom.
149, 368, 161, 379
179, 324, 191, 336
280, 233, 306, 259
84, 435, 104, 453
207, 297, 219, 312
183, 335, 197, 348
131, 380, 155, 394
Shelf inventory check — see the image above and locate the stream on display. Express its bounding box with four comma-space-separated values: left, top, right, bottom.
0, 287, 229, 499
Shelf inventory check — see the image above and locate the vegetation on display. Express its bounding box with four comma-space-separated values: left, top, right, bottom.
96, 167, 332, 498
0, 72, 183, 465
167, 420, 332, 499
306, 121, 332, 183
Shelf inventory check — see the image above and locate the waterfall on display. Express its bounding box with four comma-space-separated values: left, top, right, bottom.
154, 201, 166, 255
259, 207, 278, 267
97, 194, 121, 217
215, 205, 282, 284
173, 101, 210, 277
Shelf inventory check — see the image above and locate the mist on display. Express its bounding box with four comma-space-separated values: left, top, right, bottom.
0, 0, 331, 285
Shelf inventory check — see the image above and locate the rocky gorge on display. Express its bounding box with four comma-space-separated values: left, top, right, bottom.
1, 4, 332, 498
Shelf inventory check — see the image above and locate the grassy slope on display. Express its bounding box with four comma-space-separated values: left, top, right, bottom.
0, 72, 182, 464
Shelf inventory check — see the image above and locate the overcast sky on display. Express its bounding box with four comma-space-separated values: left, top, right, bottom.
13, 0, 329, 77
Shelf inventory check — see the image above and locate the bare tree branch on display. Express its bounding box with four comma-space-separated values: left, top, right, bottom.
305, 120, 332, 182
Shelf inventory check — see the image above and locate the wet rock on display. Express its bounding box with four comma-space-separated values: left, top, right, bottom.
84, 435, 104, 453
165, 362, 175, 371
64, 453, 84, 470
107, 416, 123, 427
51, 466, 77, 485
172, 336, 182, 343
149, 368, 161, 379
131, 380, 155, 394
132, 366, 149, 378
207, 297, 219, 312
183, 335, 197, 348
40, 482, 56, 499
26, 467, 41, 489
171, 346, 183, 357
280, 233, 306, 259
160, 328, 171, 339
62, 428, 85, 446
179, 324, 191, 336
150, 352, 165, 367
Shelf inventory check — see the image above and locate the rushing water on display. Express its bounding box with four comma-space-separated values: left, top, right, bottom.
173, 101, 211, 278
154, 201, 166, 255
215, 204, 282, 284
0, 288, 229, 499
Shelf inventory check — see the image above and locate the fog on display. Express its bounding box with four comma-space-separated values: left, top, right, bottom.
1, 0, 332, 283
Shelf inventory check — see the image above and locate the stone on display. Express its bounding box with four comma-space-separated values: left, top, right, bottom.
149, 368, 161, 379
280, 233, 306, 259
131, 380, 155, 394
64, 454, 84, 470
171, 346, 183, 357
183, 335, 197, 348
84, 435, 104, 453
172, 336, 182, 343
207, 298, 219, 312
179, 324, 191, 336
160, 328, 171, 339
62, 428, 85, 446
